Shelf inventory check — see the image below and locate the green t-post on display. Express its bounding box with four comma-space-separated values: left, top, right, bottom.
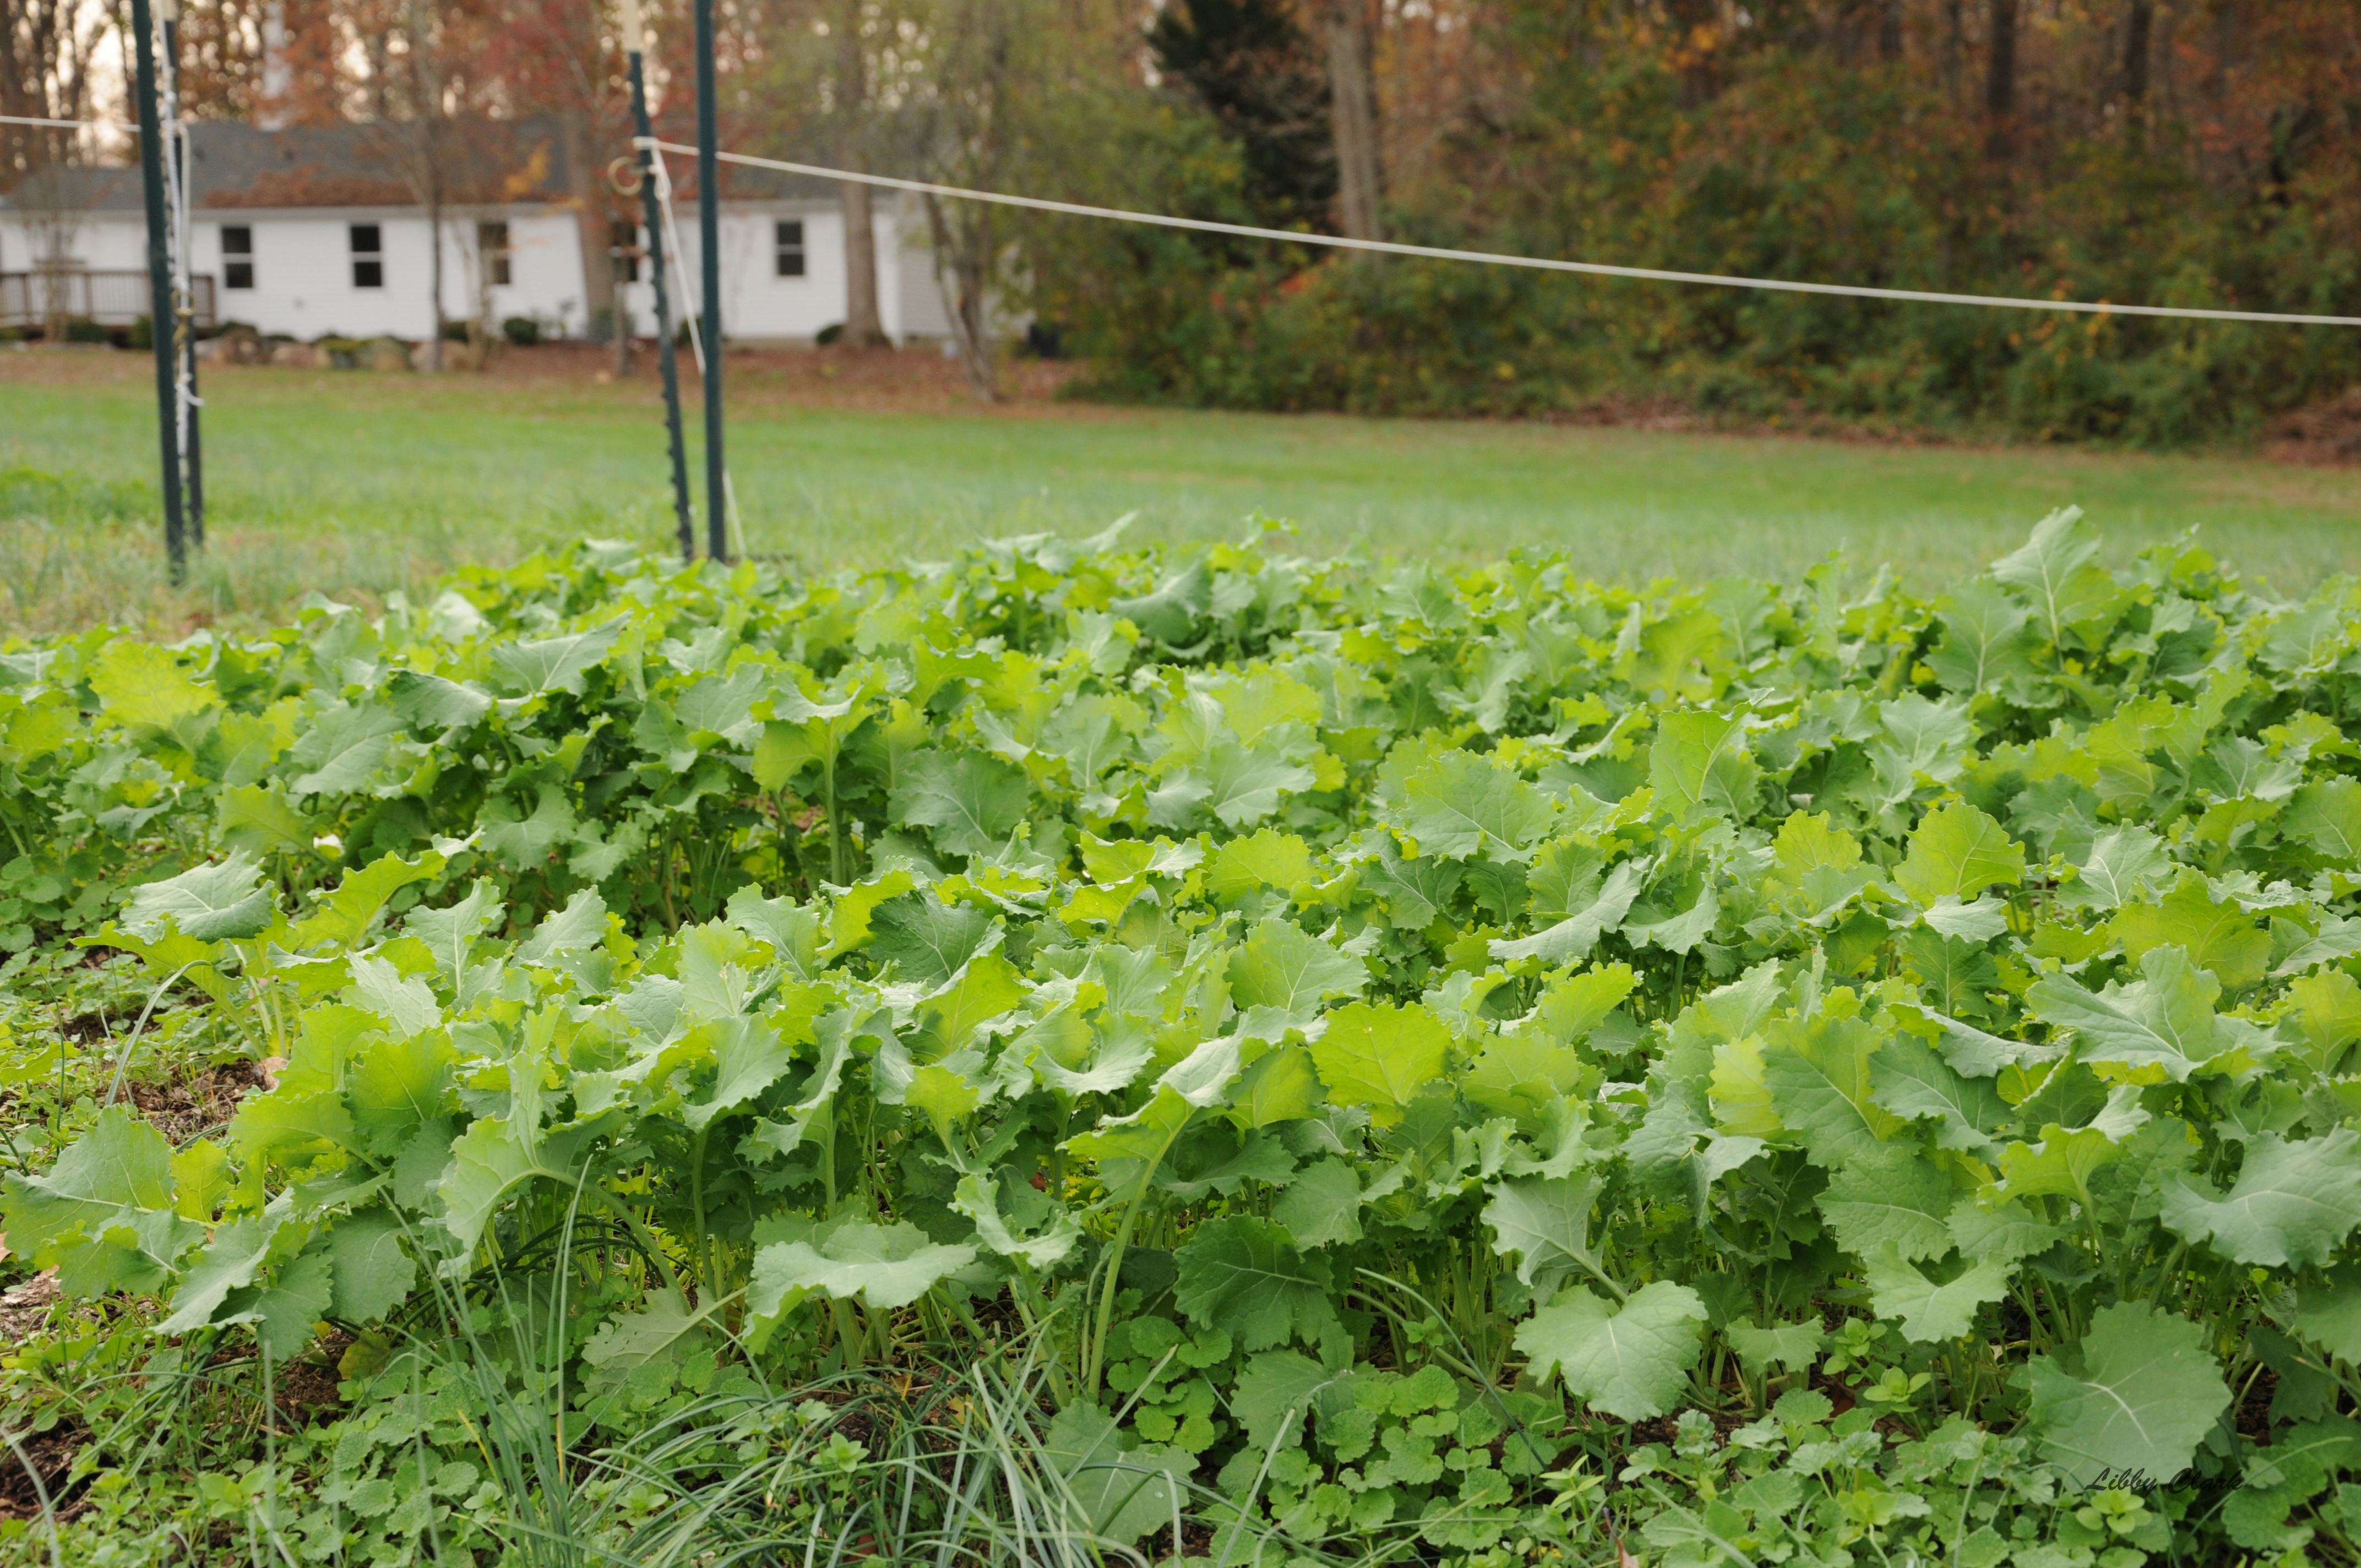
129, 0, 187, 582
695, 0, 725, 563
620, 0, 692, 561
165, 10, 202, 547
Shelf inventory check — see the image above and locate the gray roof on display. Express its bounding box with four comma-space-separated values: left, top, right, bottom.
668, 158, 840, 203
1, 163, 139, 213
3, 117, 861, 215
2, 118, 575, 213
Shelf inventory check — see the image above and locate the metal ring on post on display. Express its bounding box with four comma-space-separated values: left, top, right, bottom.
607, 156, 644, 197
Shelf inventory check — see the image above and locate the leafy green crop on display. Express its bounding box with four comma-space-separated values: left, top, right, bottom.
11, 508, 2361, 1562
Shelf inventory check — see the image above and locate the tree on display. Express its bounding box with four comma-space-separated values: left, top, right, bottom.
2, 0, 107, 338
466, 0, 631, 353
1322, 0, 1380, 242
833, 0, 886, 347
403, 0, 448, 367
913, 0, 1011, 397
1984, 0, 2017, 158
1, 0, 105, 194
739, 0, 895, 347
902, 0, 1151, 399
1661, 0, 1722, 106
2123, 0, 2152, 140
175, 0, 349, 124
1146, 0, 1334, 230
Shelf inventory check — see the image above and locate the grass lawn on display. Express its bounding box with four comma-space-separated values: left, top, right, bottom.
3, 345, 2358, 633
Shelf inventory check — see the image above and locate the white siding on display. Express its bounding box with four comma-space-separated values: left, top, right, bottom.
496, 213, 589, 326
211, 214, 400, 336
0, 211, 148, 273
0, 206, 592, 338
886, 226, 954, 342
660, 204, 837, 345
8, 189, 956, 346
193, 209, 594, 337
642, 197, 951, 348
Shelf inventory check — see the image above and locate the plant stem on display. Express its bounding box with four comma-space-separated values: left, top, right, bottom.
824, 750, 844, 886
690, 1124, 714, 1303
1085, 1117, 1190, 1397
575, 1184, 684, 1295
102, 961, 196, 1109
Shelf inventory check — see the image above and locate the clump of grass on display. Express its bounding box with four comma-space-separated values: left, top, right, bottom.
404, 1234, 1310, 1568
0, 511, 576, 638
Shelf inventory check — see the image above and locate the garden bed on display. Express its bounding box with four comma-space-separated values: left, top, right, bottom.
3, 511, 2359, 1564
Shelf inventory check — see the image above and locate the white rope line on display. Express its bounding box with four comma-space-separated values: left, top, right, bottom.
19, 110, 2351, 327
641, 137, 2361, 329
0, 113, 127, 129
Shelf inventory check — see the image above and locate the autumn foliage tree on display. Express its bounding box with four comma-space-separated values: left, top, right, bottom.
58, 0, 2361, 440
1050, 0, 2361, 443
2, 0, 106, 193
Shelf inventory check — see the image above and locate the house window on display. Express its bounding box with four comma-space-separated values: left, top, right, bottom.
349, 223, 383, 288
774, 219, 804, 278
478, 220, 511, 287
221, 225, 254, 290
610, 219, 638, 284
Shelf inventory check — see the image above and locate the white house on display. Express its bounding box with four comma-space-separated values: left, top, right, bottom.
0, 118, 953, 346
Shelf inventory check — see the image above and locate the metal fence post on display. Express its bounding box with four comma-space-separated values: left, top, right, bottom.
129, 0, 187, 584
621, 0, 694, 563
694, 0, 726, 564
163, 3, 202, 548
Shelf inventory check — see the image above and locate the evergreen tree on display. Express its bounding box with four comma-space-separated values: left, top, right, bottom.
1147, 0, 1334, 231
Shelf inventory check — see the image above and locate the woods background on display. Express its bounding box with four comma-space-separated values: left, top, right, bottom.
6, 0, 2360, 447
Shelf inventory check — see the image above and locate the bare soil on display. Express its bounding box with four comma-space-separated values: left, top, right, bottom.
11, 339, 2357, 471
2264, 385, 2361, 466
0, 1269, 62, 1348
0, 1412, 88, 1522
515, 342, 1085, 413
1, 339, 1084, 413
126, 1061, 266, 1147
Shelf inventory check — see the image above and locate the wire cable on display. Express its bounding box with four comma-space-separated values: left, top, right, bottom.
638, 138, 2361, 330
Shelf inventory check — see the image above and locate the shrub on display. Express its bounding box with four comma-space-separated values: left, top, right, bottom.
1039, 42, 2361, 447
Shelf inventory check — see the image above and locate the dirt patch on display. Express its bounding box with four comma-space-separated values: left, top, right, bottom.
58, 1011, 110, 1045
0, 338, 1081, 415
1625, 1402, 1770, 1447
0, 1415, 88, 1523
2263, 388, 2361, 466
730, 345, 1080, 412
275, 1337, 351, 1426
0, 344, 148, 391
2236, 1366, 2279, 1442
0, 1269, 60, 1344
1625, 1414, 1678, 1446
126, 1062, 264, 1147
493, 341, 1082, 413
